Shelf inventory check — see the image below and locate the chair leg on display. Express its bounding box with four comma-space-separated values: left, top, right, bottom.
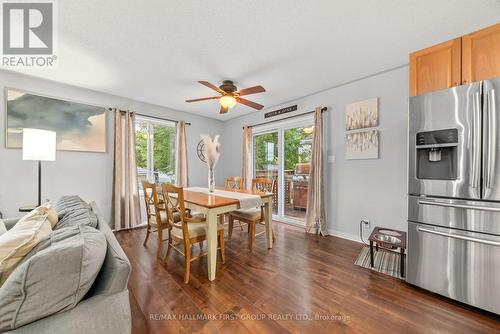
249, 223, 256, 251
228, 215, 234, 239
156, 227, 163, 259
218, 231, 225, 264
199, 241, 203, 251
184, 241, 191, 284
238, 221, 244, 231
272, 229, 276, 242
164, 232, 172, 263
143, 227, 150, 246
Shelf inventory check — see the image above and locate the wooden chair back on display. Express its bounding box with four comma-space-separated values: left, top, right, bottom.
225, 176, 244, 190
252, 178, 276, 194
160, 183, 189, 240
142, 181, 162, 224
253, 178, 277, 209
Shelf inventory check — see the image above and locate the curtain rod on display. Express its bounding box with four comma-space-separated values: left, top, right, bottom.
108, 108, 191, 126
244, 107, 327, 129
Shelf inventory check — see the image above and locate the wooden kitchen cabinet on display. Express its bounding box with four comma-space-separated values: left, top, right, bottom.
462, 23, 500, 84
409, 38, 462, 96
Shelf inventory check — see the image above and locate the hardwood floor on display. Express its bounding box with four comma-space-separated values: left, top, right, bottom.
116, 222, 500, 334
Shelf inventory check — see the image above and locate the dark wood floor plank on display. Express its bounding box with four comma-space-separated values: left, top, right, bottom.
118, 222, 500, 334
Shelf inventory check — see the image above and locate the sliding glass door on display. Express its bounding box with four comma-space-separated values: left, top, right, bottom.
283, 126, 314, 220
254, 131, 279, 215
253, 116, 314, 224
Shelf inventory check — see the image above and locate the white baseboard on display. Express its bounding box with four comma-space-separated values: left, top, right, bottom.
328, 229, 363, 244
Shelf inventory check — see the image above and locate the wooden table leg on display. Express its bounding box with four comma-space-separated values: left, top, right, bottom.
370, 241, 374, 268
206, 211, 218, 281
264, 199, 273, 249
400, 248, 405, 278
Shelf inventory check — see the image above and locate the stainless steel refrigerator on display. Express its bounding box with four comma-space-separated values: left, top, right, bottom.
407, 77, 500, 314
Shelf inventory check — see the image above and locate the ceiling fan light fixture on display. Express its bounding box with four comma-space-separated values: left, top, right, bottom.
219, 95, 237, 109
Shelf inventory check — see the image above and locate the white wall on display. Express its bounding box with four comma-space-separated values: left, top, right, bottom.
219, 66, 409, 241
0, 70, 225, 220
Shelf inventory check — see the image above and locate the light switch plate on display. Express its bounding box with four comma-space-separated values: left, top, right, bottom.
328, 155, 336, 163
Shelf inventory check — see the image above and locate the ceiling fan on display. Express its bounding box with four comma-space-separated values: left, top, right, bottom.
185, 80, 266, 114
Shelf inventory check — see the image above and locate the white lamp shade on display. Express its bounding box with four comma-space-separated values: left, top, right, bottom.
22, 128, 56, 161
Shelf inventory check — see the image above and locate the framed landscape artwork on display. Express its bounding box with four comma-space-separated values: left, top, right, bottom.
5, 88, 107, 152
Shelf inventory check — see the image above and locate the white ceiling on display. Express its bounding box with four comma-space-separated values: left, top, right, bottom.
5, 0, 500, 120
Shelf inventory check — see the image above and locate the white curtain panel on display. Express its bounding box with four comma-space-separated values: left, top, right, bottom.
112, 109, 141, 231
305, 107, 328, 235
242, 126, 253, 190
176, 121, 189, 187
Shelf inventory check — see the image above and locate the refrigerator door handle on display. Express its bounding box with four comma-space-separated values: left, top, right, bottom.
471, 91, 482, 192
418, 197, 500, 212
417, 226, 500, 247
485, 88, 497, 192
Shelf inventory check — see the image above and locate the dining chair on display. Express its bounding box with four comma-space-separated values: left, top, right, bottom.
161, 183, 225, 283
222, 176, 245, 229
228, 178, 276, 250
225, 176, 244, 190
142, 181, 169, 259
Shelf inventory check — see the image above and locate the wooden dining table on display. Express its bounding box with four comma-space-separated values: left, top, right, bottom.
182, 187, 274, 281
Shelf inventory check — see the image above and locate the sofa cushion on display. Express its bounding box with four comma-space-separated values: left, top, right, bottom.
53, 195, 98, 230
171, 221, 223, 239
229, 207, 262, 221
0, 225, 107, 332
86, 203, 131, 297
0, 209, 52, 285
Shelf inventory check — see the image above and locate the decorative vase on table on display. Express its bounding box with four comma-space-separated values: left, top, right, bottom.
201, 134, 220, 193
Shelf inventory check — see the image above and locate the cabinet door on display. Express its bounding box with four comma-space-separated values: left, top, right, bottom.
409, 38, 461, 96
462, 23, 500, 83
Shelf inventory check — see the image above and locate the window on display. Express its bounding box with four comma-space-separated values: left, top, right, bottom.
135, 117, 176, 185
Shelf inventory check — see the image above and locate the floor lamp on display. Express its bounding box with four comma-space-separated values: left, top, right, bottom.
22, 128, 56, 206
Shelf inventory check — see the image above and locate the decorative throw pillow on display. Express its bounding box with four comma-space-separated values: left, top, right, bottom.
34, 202, 59, 228
0, 225, 107, 331
0, 221, 6, 237
54, 195, 88, 219
0, 209, 52, 285
53, 195, 98, 229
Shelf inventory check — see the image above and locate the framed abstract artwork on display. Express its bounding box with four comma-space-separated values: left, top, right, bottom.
345, 129, 379, 160
345, 97, 378, 130
345, 97, 379, 160
5, 88, 107, 152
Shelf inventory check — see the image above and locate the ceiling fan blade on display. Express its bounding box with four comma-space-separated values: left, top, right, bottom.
220, 106, 229, 114
198, 81, 224, 94
185, 96, 220, 103
237, 97, 264, 110
237, 85, 266, 96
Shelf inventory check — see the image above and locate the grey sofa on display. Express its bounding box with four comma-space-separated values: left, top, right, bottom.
0, 202, 131, 334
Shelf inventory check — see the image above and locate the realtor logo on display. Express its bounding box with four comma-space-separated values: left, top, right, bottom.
1, 1, 56, 67
2, 2, 53, 54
